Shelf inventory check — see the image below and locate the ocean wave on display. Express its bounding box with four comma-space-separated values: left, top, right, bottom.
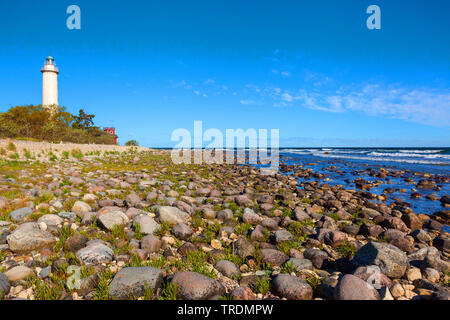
313, 153, 448, 165
368, 152, 450, 159
398, 150, 443, 154
326, 149, 371, 154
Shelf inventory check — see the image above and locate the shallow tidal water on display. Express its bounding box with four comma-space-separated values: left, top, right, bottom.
279, 148, 449, 232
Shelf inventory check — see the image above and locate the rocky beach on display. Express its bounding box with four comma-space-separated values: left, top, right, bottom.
0, 140, 448, 300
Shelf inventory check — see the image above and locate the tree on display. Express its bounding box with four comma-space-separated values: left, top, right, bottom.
0, 105, 117, 145
72, 109, 95, 130
125, 140, 138, 146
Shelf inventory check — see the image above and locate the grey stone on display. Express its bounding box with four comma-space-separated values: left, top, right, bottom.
271, 274, 313, 300
217, 209, 233, 221
81, 212, 96, 225
294, 208, 310, 221
334, 274, 380, 300
352, 265, 393, 289
4, 266, 34, 282
353, 242, 408, 278
109, 267, 163, 299
274, 230, 294, 243
0, 227, 10, 244
133, 214, 160, 235
261, 249, 289, 266
7, 222, 57, 253
242, 208, 262, 225
58, 211, 77, 221
71, 201, 92, 216
411, 229, 432, 243
423, 247, 450, 272
287, 258, 313, 271
37, 214, 63, 234
65, 234, 88, 252
0, 273, 10, 298
39, 266, 51, 278
9, 207, 32, 222
215, 260, 240, 278
303, 248, 328, 269
432, 291, 450, 301
261, 218, 279, 231
126, 193, 141, 207
202, 208, 216, 219
97, 210, 129, 231
172, 271, 225, 300
173, 222, 193, 240
141, 235, 161, 253
250, 225, 267, 242
157, 206, 190, 225
76, 242, 114, 265
233, 237, 255, 259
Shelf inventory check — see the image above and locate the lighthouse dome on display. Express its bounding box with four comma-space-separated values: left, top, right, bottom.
45, 56, 55, 65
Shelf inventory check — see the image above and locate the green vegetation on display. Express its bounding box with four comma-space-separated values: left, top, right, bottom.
125, 140, 139, 146
54, 225, 75, 252
158, 282, 178, 300
92, 268, 114, 300
28, 275, 63, 300
71, 149, 84, 159
7, 141, 16, 152
235, 222, 252, 236
172, 250, 216, 279
277, 240, 303, 255
280, 261, 295, 274
0, 105, 117, 144
336, 241, 357, 258
255, 277, 270, 295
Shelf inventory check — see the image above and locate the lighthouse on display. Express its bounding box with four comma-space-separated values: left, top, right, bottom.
41, 56, 59, 112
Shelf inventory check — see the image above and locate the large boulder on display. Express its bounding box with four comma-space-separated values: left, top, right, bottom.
4, 266, 34, 282
261, 249, 289, 266
132, 214, 160, 235
172, 223, 193, 240
9, 207, 32, 222
352, 266, 392, 289
97, 210, 129, 231
242, 208, 262, 225
109, 267, 163, 299
334, 274, 380, 300
76, 240, 114, 265
214, 260, 240, 278
37, 214, 63, 235
157, 206, 190, 225
125, 193, 141, 208
316, 228, 347, 247
71, 201, 92, 216
271, 274, 313, 300
303, 248, 328, 269
353, 242, 408, 278
0, 273, 10, 298
172, 271, 225, 300
273, 230, 294, 243
141, 235, 161, 253
7, 222, 57, 253
233, 237, 255, 259
287, 258, 313, 271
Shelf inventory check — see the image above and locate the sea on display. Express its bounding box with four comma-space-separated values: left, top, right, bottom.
279, 147, 449, 230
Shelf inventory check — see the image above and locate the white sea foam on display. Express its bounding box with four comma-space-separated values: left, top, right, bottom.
368, 152, 450, 159
282, 148, 449, 165
398, 150, 443, 154
313, 153, 448, 165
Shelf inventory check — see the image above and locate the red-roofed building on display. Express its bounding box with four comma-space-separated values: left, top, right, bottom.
103, 127, 118, 144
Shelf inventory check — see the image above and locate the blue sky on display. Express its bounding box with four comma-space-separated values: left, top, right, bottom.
0, 0, 449, 147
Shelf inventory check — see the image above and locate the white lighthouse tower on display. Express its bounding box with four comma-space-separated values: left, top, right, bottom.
41, 56, 59, 112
